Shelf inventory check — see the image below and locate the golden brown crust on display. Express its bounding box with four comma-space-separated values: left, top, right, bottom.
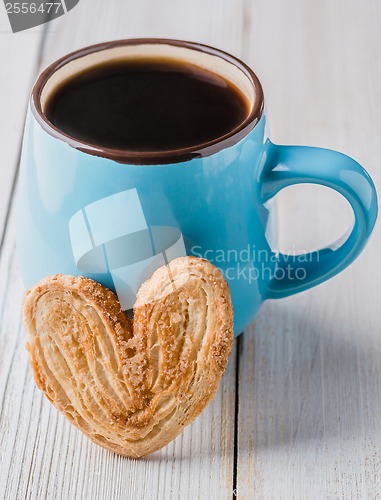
23, 257, 234, 458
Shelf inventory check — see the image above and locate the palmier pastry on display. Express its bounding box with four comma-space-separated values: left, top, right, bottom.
23, 257, 234, 458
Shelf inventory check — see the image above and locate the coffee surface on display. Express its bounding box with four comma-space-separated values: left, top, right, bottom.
45, 59, 249, 151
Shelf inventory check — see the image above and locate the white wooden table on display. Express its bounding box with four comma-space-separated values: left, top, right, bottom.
1, 1, 381, 498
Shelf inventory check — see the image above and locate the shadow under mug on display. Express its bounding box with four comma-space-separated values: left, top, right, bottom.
17, 39, 378, 335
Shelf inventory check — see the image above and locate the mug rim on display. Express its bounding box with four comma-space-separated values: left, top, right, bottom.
31, 38, 264, 165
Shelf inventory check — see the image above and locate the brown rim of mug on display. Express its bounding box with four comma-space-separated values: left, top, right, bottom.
31, 38, 265, 165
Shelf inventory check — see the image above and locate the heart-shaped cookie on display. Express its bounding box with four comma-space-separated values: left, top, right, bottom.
23, 257, 234, 458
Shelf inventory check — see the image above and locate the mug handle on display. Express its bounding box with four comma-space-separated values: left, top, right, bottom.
261, 141, 378, 299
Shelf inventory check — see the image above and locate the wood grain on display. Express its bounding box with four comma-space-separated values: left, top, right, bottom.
0, 204, 237, 500
237, 1, 381, 498
0, 1, 245, 498
0, 9, 44, 246
1, 0, 381, 498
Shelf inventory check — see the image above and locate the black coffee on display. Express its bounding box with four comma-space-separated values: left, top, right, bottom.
45, 59, 249, 151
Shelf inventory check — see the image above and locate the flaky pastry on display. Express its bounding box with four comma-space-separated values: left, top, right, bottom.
23, 257, 234, 458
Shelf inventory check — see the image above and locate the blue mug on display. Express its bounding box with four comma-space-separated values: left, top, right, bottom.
17, 39, 378, 335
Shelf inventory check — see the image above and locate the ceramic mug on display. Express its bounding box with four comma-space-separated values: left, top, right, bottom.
17, 39, 378, 335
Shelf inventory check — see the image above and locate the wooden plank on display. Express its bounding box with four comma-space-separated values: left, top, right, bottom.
237, 0, 381, 498
0, 13, 46, 499
4, 0, 380, 497
41, 0, 246, 67
0, 10, 44, 245
0, 1, 245, 498
0, 204, 237, 500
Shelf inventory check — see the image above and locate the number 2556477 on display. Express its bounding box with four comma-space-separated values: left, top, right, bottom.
5, 2, 63, 14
